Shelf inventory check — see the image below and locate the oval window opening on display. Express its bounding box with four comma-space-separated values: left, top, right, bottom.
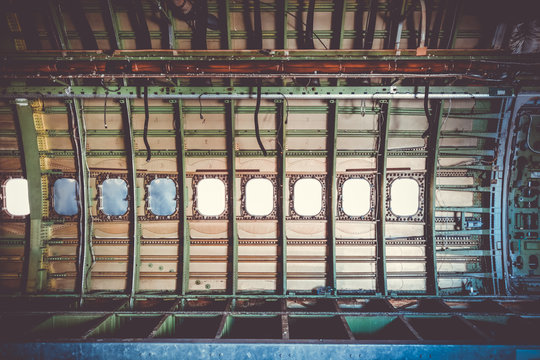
102, 178, 128, 216
5, 178, 30, 216
390, 178, 419, 216
245, 178, 274, 216
149, 178, 177, 216
294, 178, 322, 216
343, 178, 371, 216
197, 178, 226, 216
53, 178, 79, 216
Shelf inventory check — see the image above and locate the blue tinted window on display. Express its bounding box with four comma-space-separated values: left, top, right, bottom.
149, 178, 177, 216
102, 178, 128, 216
53, 178, 79, 216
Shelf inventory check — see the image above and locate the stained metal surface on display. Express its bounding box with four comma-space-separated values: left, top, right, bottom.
0, 0, 540, 355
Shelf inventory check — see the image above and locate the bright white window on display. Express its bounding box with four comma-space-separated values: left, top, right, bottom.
343, 178, 371, 216
197, 178, 226, 216
5, 178, 30, 216
293, 178, 322, 216
390, 178, 420, 216
245, 178, 274, 216
101, 178, 128, 216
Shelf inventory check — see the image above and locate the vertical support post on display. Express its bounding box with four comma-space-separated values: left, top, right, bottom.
46, 0, 92, 301
363, 0, 378, 49
46, 0, 69, 50
277, 0, 289, 49
327, 100, 339, 290
15, 99, 44, 292
376, 101, 390, 296
103, 0, 121, 50
277, 99, 288, 295
173, 100, 190, 295
425, 99, 443, 295
330, 0, 346, 50
218, 0, 232, 50
66, 100, 92, 298
226, 100, 238, 296
120, 99, 140, 306
281, 299, 289, 339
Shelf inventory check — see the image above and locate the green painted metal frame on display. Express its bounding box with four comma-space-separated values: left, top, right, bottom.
119, 99, 140, 305
425, 100, 444, 295
173, 99, 190, 296
14, 99, 44, 292
0, 86, 520, 101
278, 100, 287, 295
376, 101, 390, 296
327, 100, 338, 290
65, 99, 92, 297
226, 100, 239, 296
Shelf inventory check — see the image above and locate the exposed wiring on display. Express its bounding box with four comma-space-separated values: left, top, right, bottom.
526, 113, 540, 154
254, 83, 267, 156
198, 93, 205, 122
103, 92, 108, 129
257, 0, 328, 50
143, 86, 152, 162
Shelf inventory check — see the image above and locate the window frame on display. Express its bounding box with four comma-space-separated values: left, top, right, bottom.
96, 173, 130, 221
240, 174, 277, 220
49, 174, 79, 220
143, 174, 180, 220
191, 174, 229, 220
337, 173, 375, 221
385, 172, 425, 222
288, 174, 327, 220
1, 174, 30, 220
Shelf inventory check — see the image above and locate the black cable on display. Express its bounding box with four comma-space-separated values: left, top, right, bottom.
103, 92, 108, 129
143, 86, 152, 162
259, 0, 328, 50
198, 94, 205, 121
254, 84, 267, 156
422, 82, 431, 138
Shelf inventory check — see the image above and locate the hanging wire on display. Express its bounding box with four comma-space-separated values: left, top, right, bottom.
254, 83, 267, 156
257, 0, 328, 50
143, 85, 152, 162
103, 92, 108, 129
198, 93, 205, 123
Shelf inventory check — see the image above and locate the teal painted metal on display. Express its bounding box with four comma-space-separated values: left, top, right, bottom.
0, 86, 518, 100
436, 207, 491, 214
376, 101, 390, 296
14, 99, 44, 292
425, 100, 444, 295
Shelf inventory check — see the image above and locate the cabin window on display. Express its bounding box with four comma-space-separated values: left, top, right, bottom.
245, 178, 274, 216
101, 178, 128, 216
390, 178, 420, 216
148, 178, 177, 216
342, 178, 371, 216
197, 178, 226, 216
53, 178, 79, 216
293, 178, 322, 216
4, 178, 30, 216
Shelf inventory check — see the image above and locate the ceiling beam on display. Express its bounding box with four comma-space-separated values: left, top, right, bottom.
14, 99, 45, 293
